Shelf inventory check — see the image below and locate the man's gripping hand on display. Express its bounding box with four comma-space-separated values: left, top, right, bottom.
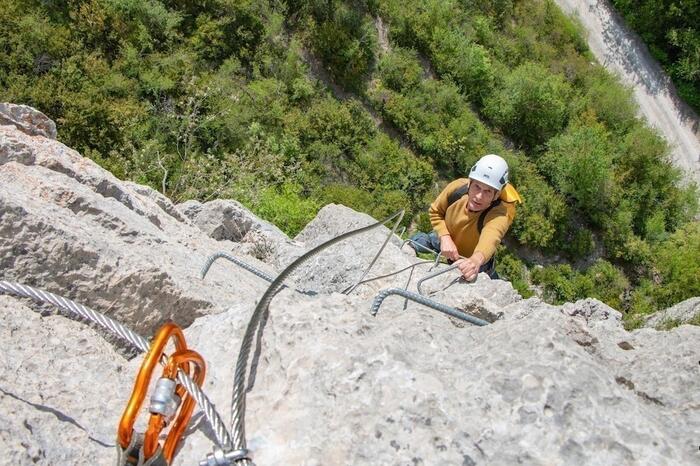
456, 252, 485, 282
439, 234, 460, 262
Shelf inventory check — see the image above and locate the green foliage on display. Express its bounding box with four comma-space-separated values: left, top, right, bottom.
377, 47, 423, 92
429, 27, 494, 103
532, 260, 628, 309
309, 2, 377, 92
541, 118, 615, 223
576, 69, 637, 134
585, 260, 629, 310
561, 227, 595, 260
505, 154, 568, 249
2, 0, 697, 323
483, 62, 572, 149
255, 183, 320, 237
531, 264, 585, 304
495, 247, 533, 298
371, 79, 495, 169
316, 184, 374, 213
616, 124, 698, 235
641, 222, 700, 309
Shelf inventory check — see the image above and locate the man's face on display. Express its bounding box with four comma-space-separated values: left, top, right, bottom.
467, 179, 498, 212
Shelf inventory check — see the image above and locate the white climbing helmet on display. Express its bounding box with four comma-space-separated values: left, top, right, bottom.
469, 154, 509, 191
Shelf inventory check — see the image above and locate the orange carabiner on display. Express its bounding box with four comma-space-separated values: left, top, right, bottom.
143, 349, 206, 463
117, 322, 187, 452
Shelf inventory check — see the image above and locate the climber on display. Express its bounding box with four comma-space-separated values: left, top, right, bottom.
407, 154, 522, 281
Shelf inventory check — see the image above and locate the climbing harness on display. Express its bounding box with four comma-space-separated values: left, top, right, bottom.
370, 287, 489, 326
117, 322, 206, 465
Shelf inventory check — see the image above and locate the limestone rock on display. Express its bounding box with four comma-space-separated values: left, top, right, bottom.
176, 199, 288, 243
0, 115, 273, 337
1, 105, 699, 466
644, 297, 700, 329
278, 204, 414, 296
0, 296, 125, 465
0, 103, 57, 139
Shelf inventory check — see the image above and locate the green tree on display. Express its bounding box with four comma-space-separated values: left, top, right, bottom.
483, 62, 572, 149
541, 118, 615, 224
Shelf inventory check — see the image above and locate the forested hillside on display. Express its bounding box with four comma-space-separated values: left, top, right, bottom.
1, 0, 698, 327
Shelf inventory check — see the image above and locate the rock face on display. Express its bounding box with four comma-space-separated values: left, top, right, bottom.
0, 103, 56, 139
1, 105, 699, 466
644, 297, 700, 329
0, 105, 277, 337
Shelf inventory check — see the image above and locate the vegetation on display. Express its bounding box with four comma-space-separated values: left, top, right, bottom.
1, 0, 698, 329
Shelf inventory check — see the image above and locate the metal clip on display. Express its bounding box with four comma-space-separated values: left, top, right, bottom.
149, 378, 180, 420
199, 448, 252, 466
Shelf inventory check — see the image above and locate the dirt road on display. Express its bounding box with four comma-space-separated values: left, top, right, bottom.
554, 0, 700, 186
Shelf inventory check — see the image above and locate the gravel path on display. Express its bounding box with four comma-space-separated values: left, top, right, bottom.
554, 0, 700, 186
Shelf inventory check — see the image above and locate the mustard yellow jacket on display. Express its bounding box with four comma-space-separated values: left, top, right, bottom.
429, 178, 522, 261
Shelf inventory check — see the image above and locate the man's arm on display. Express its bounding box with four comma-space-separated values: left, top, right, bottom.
429, 179, 469, 261
457, 203, 515, 281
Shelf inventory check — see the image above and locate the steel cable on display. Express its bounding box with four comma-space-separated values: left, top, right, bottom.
0, 281, 233, 450
349, 260, 434, 288
228, 210, 405, 464
343, 211, 405, 295
416, 264, 478, 296
369, 287, 489, 326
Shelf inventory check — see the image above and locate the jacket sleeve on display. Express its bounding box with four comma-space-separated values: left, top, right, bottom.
429, 179, 467, 237
473, 202, 516, 261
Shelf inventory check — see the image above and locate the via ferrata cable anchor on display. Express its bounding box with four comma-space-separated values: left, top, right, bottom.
117, 322, 206, 465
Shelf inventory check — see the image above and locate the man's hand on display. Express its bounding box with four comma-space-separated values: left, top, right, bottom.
439, 234, 460, 262
456, 252, 485, 282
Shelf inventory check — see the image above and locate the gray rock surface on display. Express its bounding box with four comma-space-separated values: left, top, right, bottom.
1, 106, 699, 466
0, 108, 274, 337
0, 296, 125, 465
176, 198, 302, 266
279, 204, 412, 295
644, 297, 700, 329
0, 103, 56, 139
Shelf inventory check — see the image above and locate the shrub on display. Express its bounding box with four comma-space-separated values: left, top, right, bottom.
255, 183, 320, 237
310, 3, 376, 92
576, 70, 637, 134
584, 260, 629, 310
316, 184, 374, 214
483, 61, 572, 149
377, 47, 423, 92
495, 247, 533, 298
429, 27, 494, 103
541, 119, 615, 224
562, 227, 595, 260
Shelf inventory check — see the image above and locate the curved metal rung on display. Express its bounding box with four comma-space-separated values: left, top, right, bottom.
416, 264, 461, 296
201, 252, 275, 282
370, 287, 489, 327
201, 252, 310, 295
